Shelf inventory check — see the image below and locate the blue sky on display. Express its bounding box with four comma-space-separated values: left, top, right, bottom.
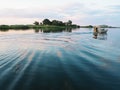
0, 0, 120, 26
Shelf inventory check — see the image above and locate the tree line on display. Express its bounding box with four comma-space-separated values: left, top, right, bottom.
0, 19, 80, 30
33, 19, 73, 26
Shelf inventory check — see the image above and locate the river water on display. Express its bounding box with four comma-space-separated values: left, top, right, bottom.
0, 28, 120, 90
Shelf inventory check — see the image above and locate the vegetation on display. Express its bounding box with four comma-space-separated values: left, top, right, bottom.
33, 21, 39, 25
0, 19, 119, 31
0, 25, 30, 30
10, 25, 30, 29
51, 20, 65, 26
0, 25, 10, 30
0, 19, 80, 31
80, 25, 120, 28
67, 20, 72, 25
80, 25, 93, 28
33, 19, 79, 27
98, 25, 118, 28
42, 19, 51, 25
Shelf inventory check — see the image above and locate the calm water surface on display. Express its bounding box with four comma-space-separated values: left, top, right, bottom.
0, 28, 120, 90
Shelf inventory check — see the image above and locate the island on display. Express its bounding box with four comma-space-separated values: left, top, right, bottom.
0, 19, 119, 33
0, 19, 80, 31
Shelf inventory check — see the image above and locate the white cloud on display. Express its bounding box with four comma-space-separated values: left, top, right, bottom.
0, 0, 120, 26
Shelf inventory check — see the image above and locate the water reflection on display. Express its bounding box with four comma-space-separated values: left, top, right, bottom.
0, 29, 9, 32
0, 28, 120, 90
64, 28, 72, 32
93, 32, 107, 40
34, 28, 40, 33
34, 28, 72, 33
0, 28, 73, 33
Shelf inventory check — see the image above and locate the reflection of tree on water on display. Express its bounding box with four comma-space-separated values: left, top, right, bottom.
0, 29, 9, 32
93, 32, 107, 40
34, 28, 72, 33
64, 28, 72, 32
34, 28, 40, 33
34, 28, 43, 33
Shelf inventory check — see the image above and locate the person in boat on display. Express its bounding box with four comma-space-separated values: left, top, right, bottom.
93, 26, 98, 39
94, 26, 98, 33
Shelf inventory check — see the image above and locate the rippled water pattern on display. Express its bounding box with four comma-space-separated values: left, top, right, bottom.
0, 28, 120, 90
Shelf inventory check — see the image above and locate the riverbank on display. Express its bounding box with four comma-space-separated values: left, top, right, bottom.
0, 24, 119, 31
0, 25, 80, 30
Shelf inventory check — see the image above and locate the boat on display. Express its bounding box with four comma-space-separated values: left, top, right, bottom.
94, 26, 108, 34
98, 28, 108, 33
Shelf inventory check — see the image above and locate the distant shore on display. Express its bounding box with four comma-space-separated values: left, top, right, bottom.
0, 24, 119, 30
0, 19, 119, 30
0, 24, 80, 30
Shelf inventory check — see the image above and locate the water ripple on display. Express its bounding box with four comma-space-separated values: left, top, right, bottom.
0, 28, 120, 90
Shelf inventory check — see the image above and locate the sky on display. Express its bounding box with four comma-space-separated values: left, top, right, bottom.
0, 0, 120, 26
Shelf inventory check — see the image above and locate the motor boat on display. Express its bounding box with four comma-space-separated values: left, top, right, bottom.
94, 26, 108, 34
98, 28, 108, 33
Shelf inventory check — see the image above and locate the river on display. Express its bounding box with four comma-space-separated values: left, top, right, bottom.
0, 28, 120, 90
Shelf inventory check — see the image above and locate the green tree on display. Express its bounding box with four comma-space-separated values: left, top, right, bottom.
67, 20, 72, 25
52, 20, 65, 26
88, 25, 93, 28
51, 20, 58, 25
42, 19, 51, 25
0, 25, 9, 30
33, 21, 39, 25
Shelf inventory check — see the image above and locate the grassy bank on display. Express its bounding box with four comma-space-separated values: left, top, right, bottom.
0, 25, 30, 30
0, 25, 80, 30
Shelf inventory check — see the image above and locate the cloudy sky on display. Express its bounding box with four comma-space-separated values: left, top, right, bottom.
0, 0, 120, 26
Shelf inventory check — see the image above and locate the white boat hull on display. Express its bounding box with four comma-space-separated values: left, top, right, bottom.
98, 29, 108, 33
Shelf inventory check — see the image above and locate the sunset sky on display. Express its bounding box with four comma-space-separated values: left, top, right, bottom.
0, 0, 120, 26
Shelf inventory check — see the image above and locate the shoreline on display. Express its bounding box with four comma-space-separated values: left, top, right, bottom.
0, 24, 119, 31
0, 25, 80, 30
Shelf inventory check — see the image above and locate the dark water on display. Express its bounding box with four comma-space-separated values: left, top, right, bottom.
0, 28, 120, 90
